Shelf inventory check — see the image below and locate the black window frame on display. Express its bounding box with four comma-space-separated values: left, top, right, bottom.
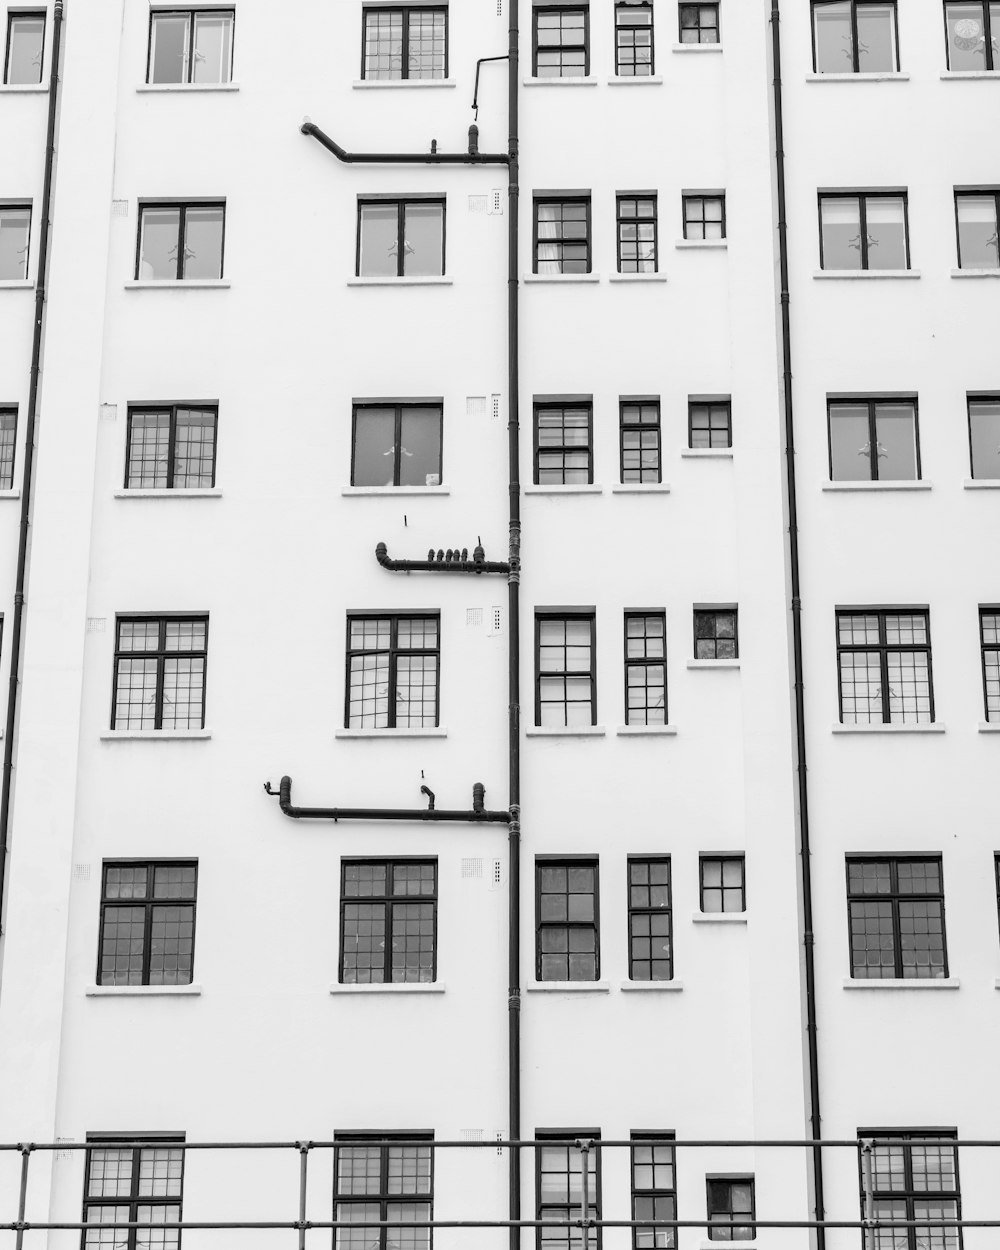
536, 857, 600, 982
811, 0, 900, 72
333, 1132, 434, 1250
968, 394, 1000, 479
339, 857, 438, 984
846, 856, 948, 980
135, 201, 226, 281
534, 400, 594, 485
817, 192, 910, 270
688, 399, 732, 449
0, 407, 16, 491
679, 3, 720, 43
682, 194, 726, 241
954, 189, 1000, 268
97, 859, 198, 987
624, 611, 667, 724
533, 195, 592, 274
620, 399, 662, 483
124, 404, 218, 490
361, 6, 448, 80
345, 612, 441, 730
3, 10, 44, 85
836, 607, 934, 724
628, 855, 673, 981
535, 1130, 602, 1250
82, 1135, 186, 1250
981, 606, 1000, 722
532, 5, 591, 77
615, 1, 654, 75
351, 402, 444, 488
826, 396, 920, 482
857, 1129, 962, 1250
706, 1176, 755, 1241
356, 197, 446, 278
995, 853, 1000, 941
699, 855, 746, 914
693, 608, 738, 660
534, 610, 597, 727
0, 202, 31, 281
617, 193, 658, 273
145, 8, 235, 85
111, 614, 209, 731
631, 1132, 677, 1250
944, 0, 998, 70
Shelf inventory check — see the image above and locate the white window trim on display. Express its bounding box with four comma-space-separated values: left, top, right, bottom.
86, 983, 203, 996
842, 978, 959, 990
329, 982, 446, 994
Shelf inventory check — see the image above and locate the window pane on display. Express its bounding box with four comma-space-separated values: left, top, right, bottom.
359, 203, 398, 276
364, 9, 403, 79
182, 207, 224, 279
946, 3, 993, 69
88, 1150, 133, 1198
829, 405, 872, 480
115, 658, 159, 728
149, 14, 190, 82
856, 3, 897, 69
127, 412, 170, 489
192, 12, 233, 83
6, 14, 45, 84
820, 197, 862, 269
138, 1147, 184, 1197
813, 1, 853, 71
865, 196, 907, 269
970, 399, 1000, 478
873, 403, 917, 480
174, 409, 216, 488
139, 207, 181, 280
403, 203, 444, 276
0, 207, 31, 281
99, 906, 146, 985
148, 904, 195, 984
161, 657, 205, 729
353, 408, 397, 486
957, 194, 999, 268
399, 408, 442, 486
408, 10, 446, 79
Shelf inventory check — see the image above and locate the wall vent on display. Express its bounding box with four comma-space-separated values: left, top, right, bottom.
111, 199, 129, 218
462, 857, 484, 879
73, 864, 91, 882
466, 607, 483, 628
491, 394, 502, 421
468, 194, 487, 214
496, 1131, 505, 1156
466, 396, 487, 419
86, 618, 106, 634
461, 1128, 484, 1144
496, 0, 502, 17
490, 606, 503, 636
488, 189, 504, 215
489, 858, 505, 889
99, 403, 117, 422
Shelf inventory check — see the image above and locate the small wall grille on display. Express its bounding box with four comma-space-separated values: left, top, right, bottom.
489, 189, 504, 215
111, 199, 129, 218
467, 396, 487, 419
73, 864, 91, 882
466, 607, 484, 628
86, 618, 106, 634
491, 394, 502, 421
461, 857, 484, 879
468, 194, 487, 214
490, 606, 504, 636
489, 858, 505, 889
99, 403, 117, 422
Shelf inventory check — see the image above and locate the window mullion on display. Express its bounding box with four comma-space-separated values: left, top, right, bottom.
401, 8, 410, 80
388, 617, 399, 728
177, 207, 186, 280
397, 202, 405, 277
155, 638, 166, 731
878, 614, 891, 722
850, 1, 861, 70
167, 406, 176, 488
384, 898, 393, 981
859, 197, 869, 269
393, 407, 402, 486
985, 1, 995, 70
868, 402, 879, 481
143, 889, 153, 984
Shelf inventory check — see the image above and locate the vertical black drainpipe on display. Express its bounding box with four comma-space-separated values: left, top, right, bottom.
0, 0, 64, 936
770, 3, 825, 1245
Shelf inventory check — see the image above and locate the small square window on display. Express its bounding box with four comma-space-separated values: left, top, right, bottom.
357, 198, 445, 278
624, 612, 666, 724
688, 400, 731, 449
536, 612, 596, 726
956, 190, 1000, 269
707, 1177, 755, 1241
819, 193, 909, 270
533, 5, 590, 77
616, 1, 654, 74
980, 607, 1000, 722
700, 856, 745, 913
847, 857, 947, 979
98, 861, 197, 985
0, 205, 31, 280
679, 3, 720, 43
147, 9, 234, 84
125, 405, 217, 489
346, 614, 440, 729
628, 856, 672, 980
352, 403, 442, 487
945, 1, 1000, 70
694, 608, 738, 660
827, 398, 919, 481
0, 408, 16, 490
536, 859, 599, 980
617, 195, 658, 272
620, 400, 661, 482
363, 7, 447, 79
631, 1134, 677, 1250
836, 609, 933, 724
112, 616, 208, 730
534, 196, 592, 274
812, 0, 898, 72
535, 401, 593, 484
136, 202, 225, 280
340, 859, 437, 983
683, 194, 725, 240
969, 396, 1000, 478
4, 11, 44, 85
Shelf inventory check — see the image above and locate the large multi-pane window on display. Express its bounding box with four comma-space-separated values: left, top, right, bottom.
700, 856, 746, 913
827, 398, 919, 481
819, 193, 909, 270
147, 9, 234, 84
536, 612, 596, 727
620, 400, 661, 483
847, 857, 948, 979
859, 1131, 961, 1250
617, 195, 658, 272
534, 198, 592, 273
334, 1135, 433, 1250
616, 1, 653, 74
362, 7, 447, 79
4, 11, 44, 84
689, 400, 732, 449
944, 1, 999, 70
535, 402, 593, 485
112, 616, 208, 731
811, 0, 898, 72
955, 190, 999, 268
352, 403, 443, 487
682, 195, 725, 240
679, 4, 720, 43
346, 615, 439, 729
98, 861, 197, 986
533, 6, 589, 76
357, 198, 445, 277
0, 409, 16, 490
536, 1132, 601, 1249
631, 1134, 677, 1249
694, 608, 738, 660
624, 613, 666, 724
706, 1177, 755, 1241
0, 205, 30, 280
968, 396, 1000, 478
82, 1138, 185, 1250
340, 860, 437, 984
836, 609, 933, 724
981, 608, 1000, 721
125, 406, 217, 489
537, 859, 599, 981
136, 202, 225, 280
628, 857, 672, 980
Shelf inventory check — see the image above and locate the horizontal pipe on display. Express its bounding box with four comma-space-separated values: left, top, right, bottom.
301, 120, 509, 166
267, 776, 510, 824
376, 542, 509, 576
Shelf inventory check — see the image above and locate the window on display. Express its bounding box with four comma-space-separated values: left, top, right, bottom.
136, 202, 225, 280
679, 3, 720, 43
827, 398, 919, 481
147, 9, 234, 84
98, 861, 197, 986
533, 6, 589, 76
700, 856, 745, 913
631, 1134, 677, 1250
4, 11, 44, 84
535, 402, 593, 484
693, 608, 738, 660
536, 1132, 601, 1248
0, 408, 16, 490
340, 860, 437, 984
955, 190, 999, 269
982, 608, 1000, 721
624, 613, 666, 724
617, 195, 658, 272
334, 1135, 433, 1250
628, 857, 672, 980
706, 1178, 755, 1241
534, 197, 592, 274
620, 400, 661, 483
357, 198, 445, 278
112, 616, 208, 730
351, 403, 442, 487
688, 400, 731, 449
616, 1, 654, 74
836, 609, 933, 723
363, 7, 447, 79
536, 859, 599, 980
945, 1, 999, 70
819, 193, 908, 270
346, 614, 439, 729
536, 612, 596, 727
811, 0, 898, 72
847, 857, 947, 979
125, 406, 217, 489
859, 1131, 960, 1250
83, 1137, 185, 1250
682, 195, 725, 240
0, 205, 30, 280
968, 396, 1000, 478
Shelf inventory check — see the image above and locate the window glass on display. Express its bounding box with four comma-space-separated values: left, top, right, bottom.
536, 200, 590, 274
5, 13, 44, 85
957, 194, 999, 268
0, 207, 30, 280
945, 2, 995, 69
407, 10, 446, 78
865, 196, 907, 268
353, 407, 396, 486
183, 207, 224, 279
873, 403, 917, 479
679, 4, 720, 43
829, 404, 871, 480
0, 410, 16, 491
174, 409, 216, 487
359, 203, 399, 277
970, 398, 1000, 478
856, 3, 897, 68
535, 8, 588, 77
139, 207, 181, 279
192, 12, 234, 83
149, 13, 191, 83
616, 1, 653, 74
403, 202, 444, 276
813, 1, 854, 70
820, 197, 862, 269
399, 407, 442, 486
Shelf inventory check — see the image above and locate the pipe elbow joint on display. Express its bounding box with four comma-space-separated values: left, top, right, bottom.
279, 775, 296, 816
472, 782, 486, 814
375, 542, 391, 569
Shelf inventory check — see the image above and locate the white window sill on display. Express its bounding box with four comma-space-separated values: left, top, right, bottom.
995, 978, 1000, 989
832, 722, 944, 734
86, 983, 202, 996
125, 279, 230, 290
523, 273, 601, 284
692, 912, 747, 924
113, 488, 221, 499
951, 268, 1000, 278
687, 659, 740, 670
843, 977, 958, 990
673, 44, 723, 53
523, 76, 598, 87
352, 79, 455, 89
608, 272, 666, 283
822, 480, 930, 492
616, 725, 677, 736
329, 982, 446, 994
526, 725, 605, 737
965, 479, 1000, 489
524, 484, 603, 495
0, 490, 20, 499
979, 722, 1000, 733
136, 82, 240, 93
0, 84, 47, 94
611, 484, 670, 494
335, 728, 448, 739
813, 269, 919, 280
527, 981, 610, 993
940, 70, 998, 79
0, 279, 34, 290
100, 729, 211, 740
681, 449, 733, 459
700, 1242, 757, 1250
620, 980, 684, 992
606, 74, 663, 85
806, 71, 909, 82
675, 239, 727, 250
341, 486, 450, 497
347, 276, 451, 287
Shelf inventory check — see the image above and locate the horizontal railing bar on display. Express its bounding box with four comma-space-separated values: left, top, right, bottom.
0, 1218, 990, 1232
11, 1137, 1000, 1151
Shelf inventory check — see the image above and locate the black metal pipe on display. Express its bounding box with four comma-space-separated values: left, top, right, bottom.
770, 4, 825, 1246
375, 541, 509, 576
0, 0, 64, 935
266, 776, 510, 825
472, 54, 509, 118
300, 120, 509, 167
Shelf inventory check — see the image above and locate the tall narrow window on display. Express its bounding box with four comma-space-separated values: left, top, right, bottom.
334, 1135, 433, 1250
346, 614, 440, 729
847, 857, 947, 979
0, 409, 16, 491
136, 202, 225, 280
828, 398, 919, 481
126, 406, 217, 489
859, 1131, 961, 1250
955, 190, 1000, 269
536, 1133, 601, 1249
624, 612, 666, 724
0, 205, 30, 280
533, 6, 589, 76
98, 861, 197, 986
679, 4, 720, 43
537, 859, 599, 980
631, 1134, 677, 1249
4, 11, 44, 84
112, 616, 208, 731
980, 608, 1000, 721
363, 7, 447, 79
617, 195, 658, 272
628, 857, 672, 980
620, 400, 661, 482
357, 198, 445, 278
812, 0, 898, 72
836, 609, 933, 723
945, 1, 999, 70
968, 396, 1000, 478
706, 1177, 755, 1241
340, 860, 437, 983
352, 403, 442, 487
819, 193, 909, 270
688, 400, 732, 449
536, 612, 596, 726
616, 1, 654, 74
535, 402, 593, 484
147, 10, 234, 84
534, 197, 592, 273
682, 195, 725, 240
83, 1137, 185, 1250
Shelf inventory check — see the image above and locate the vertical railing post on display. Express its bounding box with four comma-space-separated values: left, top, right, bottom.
861, 1139, 875, 1250
576, 1139, 591, 1250
297, 1142, 310, 1250
14, 1144, 32, 1250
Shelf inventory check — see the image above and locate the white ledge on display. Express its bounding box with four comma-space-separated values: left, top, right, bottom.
114, 488, 221, 499
843, 977, 958, 990
675, 239, 727, 250
125, 279, 230, 290
347, 276, 452, 287
523, 273, 601, 283
822, 480, 930, 492
352, 79, 455, 89
687, 659, 740, 670
136, 82, 240, 93
606, 74, 663, 85
86, 983, 202, 996
616, 725, 678, 736
335, 728, 448, 739
979, 722, 1000, 733
940, 70, 998, 79
620, 980, 684, 991
951, 268, 1000, 278
341, 486, 450, 497
964, 479, 1000, 488
523, 76, 598, 87
995, 978, 1000, 989
525, 725, 606, 737
0, 84, 47, 93
527, 981, 610, 993
692, 912, 747, 924
700, 1242, 757, 1250
608, 272, 666, 282
813, 269, 919, 280
329, 982, 446, 994
681, 449, 733, 459
0, 490, 20, 499
806, 71, 909, 82
611, 484, 670, 493
832, 722, 944, 734
524, 484, 603, 495
100, 729, 211, 740
0, 279, 33, 290
672, 44, 723, 53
